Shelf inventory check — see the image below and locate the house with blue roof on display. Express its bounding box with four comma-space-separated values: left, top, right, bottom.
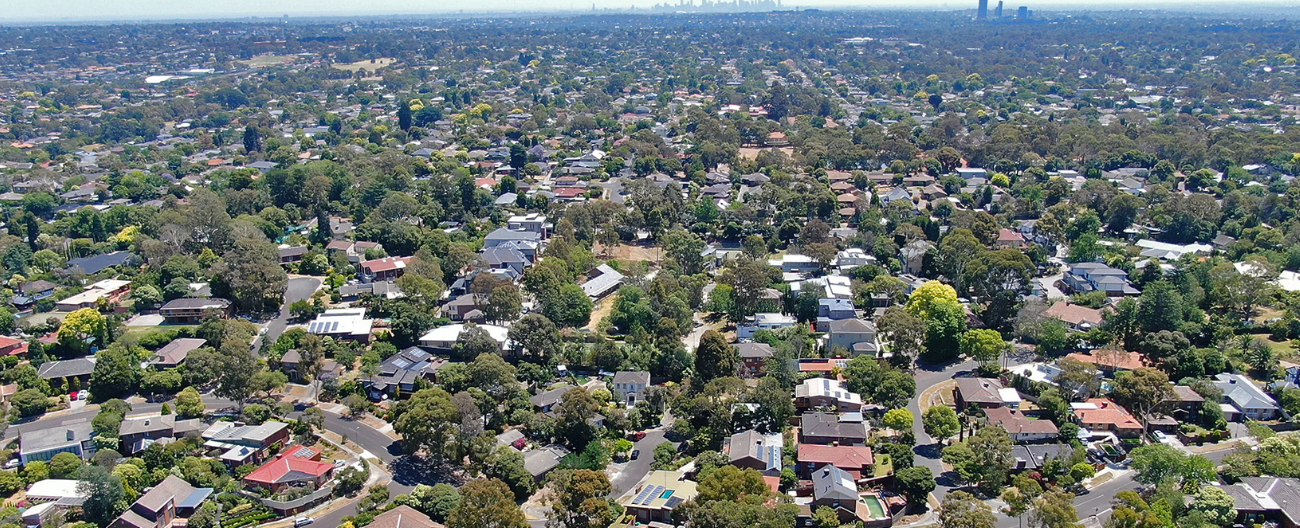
1214, 373, 1281, 421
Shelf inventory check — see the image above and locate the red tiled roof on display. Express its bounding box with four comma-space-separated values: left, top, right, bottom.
1044, 302, 1103, 326
998, 228, 1025, 242
360, 256, 412, 274
985, 406, 1059, 434
243, 447, 333, 485
1074, 398, 1142, 431
798, 444, 874, 470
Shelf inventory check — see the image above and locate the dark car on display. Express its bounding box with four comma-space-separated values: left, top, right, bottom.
631, 449, 640, 460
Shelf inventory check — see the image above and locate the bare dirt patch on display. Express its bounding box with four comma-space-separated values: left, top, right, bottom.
333, 57, 399, 72
595, 243, 663, 263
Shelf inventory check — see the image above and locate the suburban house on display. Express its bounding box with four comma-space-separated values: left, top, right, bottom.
307, 308, 374, 342
151, 338, 206, 369
37, 358, 96, 387
1213, 373, 1281, 421
736, 342, 774, 377
418, 323, 508, 352
768, 254, 820, 274
483, 228, 542, 260
797, 443, 875, 479
1010, 444, 1077, 471
277, 245, 308, 264
201, 421, 291, 466
1224, 477, 1300, 528
809, 466, 870, 525
481, 247, 532, 275
531, 385, 576, 414
1065, 350, 1145, 373
363, 347, 449, 400
506, 213, 548, 235
1135, 239, 1213, 261
1063, 263, 1140, 296
0, 335, 29, 357
581, 264, 625, 299
737, 313, 796, 340
118, 415, 204, 454
984, 406, 1059, 442
440, 294, 487, 321
242, 445, 334, 493
954, 378, 1020, 410
325, 240, 383, 264
619, 470, 699, 524
158, 298, 233, 324
338, 281, 402, 301
523, 446, 568, 482
611, 371, 650, 407
817, 299, 857, 328
799, 412, 869, 446
56, 279, 131, 311
796, 378, 864, 412
20, 420, 95, 464
109, 476, 212, 528
65, 251, 136, 275
900, 240, 934, 275
826, 318, 879, 356
1169, 385, 1207, 420
996, 228, 1026, 248
834, 248, 875, 270
368, 506, 445, 528
1072, 398, 1143, 437
359, 256, 413, 283
1044, 302, 1103, 331
726, 430, 783, 474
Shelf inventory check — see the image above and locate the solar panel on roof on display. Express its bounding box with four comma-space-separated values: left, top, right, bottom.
643, 485, 665, 504
664, 496, 684, 509
632, 487, 654, 505
293, 446, 314, 457
392, 358, 411, 369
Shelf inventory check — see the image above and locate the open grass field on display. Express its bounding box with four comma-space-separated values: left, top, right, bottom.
239, 54, 296, 68
332, 57, 398, 72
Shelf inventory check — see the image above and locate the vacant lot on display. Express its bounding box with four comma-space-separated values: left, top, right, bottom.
737, 146, 794, 160
595, 243, 662, 263
240, 54, 296, 68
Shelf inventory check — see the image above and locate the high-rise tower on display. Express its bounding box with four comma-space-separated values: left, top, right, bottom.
977, 0, 988, 19
995, 1, 1002, 17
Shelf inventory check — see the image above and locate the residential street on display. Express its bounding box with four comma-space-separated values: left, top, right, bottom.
253, 276, 323, 352
608, 428, 670, 497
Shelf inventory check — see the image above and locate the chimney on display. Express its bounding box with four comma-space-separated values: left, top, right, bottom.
144, 419, 150, 426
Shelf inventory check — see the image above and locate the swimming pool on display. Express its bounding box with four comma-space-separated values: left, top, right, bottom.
860, 495, 886, 519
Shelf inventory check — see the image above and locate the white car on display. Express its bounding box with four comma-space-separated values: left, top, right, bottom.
294, 518, 314, 527
77, 390, 89, 401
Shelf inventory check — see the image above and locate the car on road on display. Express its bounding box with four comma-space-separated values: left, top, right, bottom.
630, 449, 640, 460
294, 518, 314, 527
77, 390, 88, 400
628, 432, 646, 441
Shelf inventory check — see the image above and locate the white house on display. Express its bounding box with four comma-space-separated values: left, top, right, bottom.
737, 313, 796, 339
419, 323, 509, 352
611, 371, 650, 406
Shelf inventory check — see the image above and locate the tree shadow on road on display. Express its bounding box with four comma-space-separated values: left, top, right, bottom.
389, 455, 466, 487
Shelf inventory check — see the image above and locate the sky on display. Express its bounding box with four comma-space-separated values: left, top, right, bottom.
3, 0, 1297, 23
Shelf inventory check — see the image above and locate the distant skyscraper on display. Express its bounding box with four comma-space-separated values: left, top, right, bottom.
977, 0, 988, 19
1017, 5, 1028, 18
995, 1, 1002, 17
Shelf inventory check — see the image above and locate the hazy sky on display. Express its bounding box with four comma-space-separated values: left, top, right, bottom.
3, 0, 1291, 22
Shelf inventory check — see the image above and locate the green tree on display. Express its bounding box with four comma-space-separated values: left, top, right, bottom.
1002, 488, 1031, 528
211, 238, 289, 313
1029, 491, 1081, 528
175, 386, 205, 418
923, 405, 961, 442
1109, 368, 1173, 435
90, 344, 143, 402
697, 465, 771, 503
410, 483, 460, 522
1188, 485, 1235, 527
940, 491, 996, 528
1129, 444, 1186, 486
447, 478, 527, 528
960, 329, 1006, 366
883, 408, 914, 431
58, 308, 108, 354
11, 389, 49, 417
896, 466, 937, 506
78, 465, 127, 526
50, 452, 84, 478
694, 330, 739, 383
507, 314, 561, 361
394, 387, 459, 461
548, 469, 617, 528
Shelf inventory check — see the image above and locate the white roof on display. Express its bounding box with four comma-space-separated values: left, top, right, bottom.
419, 323, 509, 344
1070, 402, 1099, 410
307, 309, 373, 337
796, 378, 863, 405
26, 479, 86, 500
88, 279, 131, 291
749, 313, 795, 325
998, 388, 1022, 404
1279, 271, 1300, 292
1008, 363, 1061, 384
768, 254, 814, 266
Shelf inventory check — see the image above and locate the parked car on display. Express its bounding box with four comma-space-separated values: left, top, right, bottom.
294, 518, 314, 527
631, 449, 640, 460
628, 431, 646, 441
77, 390, 88, 401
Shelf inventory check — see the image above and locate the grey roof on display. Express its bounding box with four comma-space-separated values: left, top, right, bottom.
280, 349, 302, 364
1214, 373, 1280, 411
21, 280, 57, 294
811, 465, 858, 501
153, 338, 206, 366
727, 430, 782, 471
827, 318, 875, 334
581, 264, 625, 297
160, 297, 232, 311
531, 385, 576, 409
523, 446, 567, 476
65, 251, 136, 274
482, 247, 530, 267
484, 228, 541, 245
612, 371, 649, 386
21, 420, 93, 455
495, 192, 518, 205
801, 412, 868, 441
1234, 477, 1300, 523
119, 415, 178, 436
37, 358, 96, 379
134, 475, 198, 513
955, 377, 1006, 405
735, 342, 774, 359
1010, 444, 1075, 470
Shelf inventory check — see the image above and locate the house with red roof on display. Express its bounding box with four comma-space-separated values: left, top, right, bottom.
0, 336, 28, 357
996, 228, 1026, 248
1073, 398, 1143, 438
797, 444, 875, 480
242, 446, 334, 493
359, 256, 412, 283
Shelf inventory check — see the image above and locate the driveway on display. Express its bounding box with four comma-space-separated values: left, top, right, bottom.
609, 428, 672, 497
255, 277, 323, 351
